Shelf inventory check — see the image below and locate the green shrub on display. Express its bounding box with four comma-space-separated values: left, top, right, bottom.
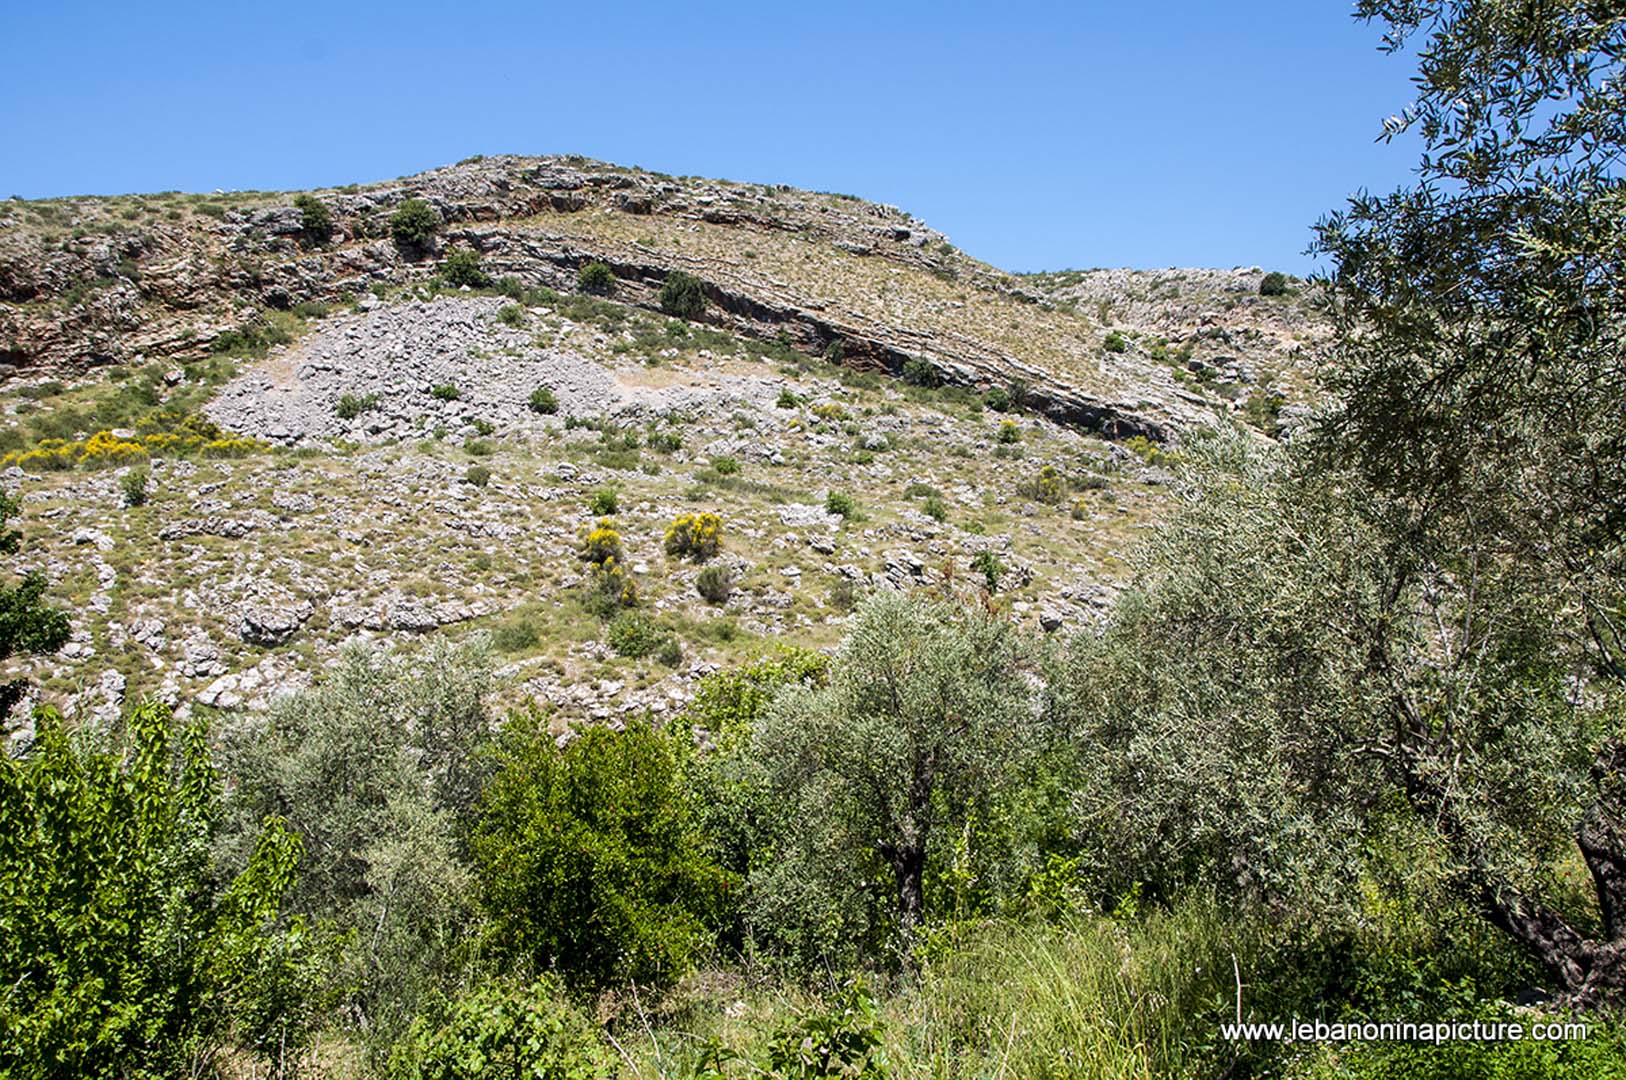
1259, 271, 1290, 296
429, 383, 460, 401
388, 977, 613, 1080
696, 565, 734, 605
901, 357, 937, 387
1022, 464, 1067, 505
119, 469, 148, 508
971, 549, 1004, 592
767, 982, 890, 1079
777, 388, 802, 409
389, 198, 438, 251
577, 260, 616, 296
712, 455, 740, 475
983, 386, 1012, 412
648, 430, 682, 453
658, 270, 707, 319
471, 718, 727, 990
607, 610, 664, 658
439, 247, 489, 289
496, 303, 525, 327
336, 392, 379, 420
463, 464, 490, 488
826, 491, 856, 519
529, 385, 559, 414
1103, 331, 1128, 353
665, 511, 723, 561
656, 637, 684, 668
588, 486, 619, 515
997, 420, 1021, 444
293, 193, 333, 242
922, 495, 948, 522
1, 703, 325, 1076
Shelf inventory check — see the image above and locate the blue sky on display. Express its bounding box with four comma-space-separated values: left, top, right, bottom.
1, 2, 1420, 274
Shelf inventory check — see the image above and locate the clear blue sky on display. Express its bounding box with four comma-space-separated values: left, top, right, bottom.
1, 1, 1420, 275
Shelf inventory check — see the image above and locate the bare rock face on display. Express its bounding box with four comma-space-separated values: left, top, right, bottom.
239, 600, 312, 646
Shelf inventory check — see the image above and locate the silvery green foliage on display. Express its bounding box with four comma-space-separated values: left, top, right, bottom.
218, 636, 494, 1040
1056, 430, 1605, 924
741, 591, 1046, 965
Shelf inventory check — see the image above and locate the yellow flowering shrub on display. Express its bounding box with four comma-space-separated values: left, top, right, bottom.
78, 431, 149, 468
580, 519, 624, 565
664, 512, 722, 562
0, 417, 263, 472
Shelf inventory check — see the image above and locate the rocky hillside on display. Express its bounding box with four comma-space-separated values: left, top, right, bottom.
0, 155, 1320, 440
0, 156, 1326, 736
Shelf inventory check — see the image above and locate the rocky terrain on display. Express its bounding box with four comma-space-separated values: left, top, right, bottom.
0, 156, 1327, 737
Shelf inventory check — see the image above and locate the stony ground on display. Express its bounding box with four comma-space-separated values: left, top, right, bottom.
2, 293, 1168, 744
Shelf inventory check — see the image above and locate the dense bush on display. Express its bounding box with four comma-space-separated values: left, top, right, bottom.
463, 464, 490, 488
219, 641, 494, 1044
901, 357, 937, 387
529, 384, 559, 414
587, 486, 618, 515
665, 511, 723, 561
496, 302, 525, 327
826, 491, 856, 519
579, 517, 623, 565
119, 468, 148, 507
1, 703, 323, 1077
439, 247, 489, 289
971, 549, 1004, 592
922, 495, 948, 522
336, 391, 379, 419
388, 977, 613, 1080
696, 564, 734, 605
658, 270, 707, 319
607, 610, 664, 658
1021, 464, 1067, 505
1259, 270, 1289, 296
996, 420, 1021, 444
1103, 330, 1127, 353
0, 488, 69, 719
389, 198, 438, 251
429, 382, 460, 401
293, 193, 333, 243
982, 386, 1012, 412
471, 717, 727, 990
576, 260, 616, 296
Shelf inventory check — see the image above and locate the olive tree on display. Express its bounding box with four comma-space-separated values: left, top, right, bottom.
218, 638, 493, 1041
1303, 0, 1626, 1003
1061, 431, 1620, 1003
744, 591, 1046, 962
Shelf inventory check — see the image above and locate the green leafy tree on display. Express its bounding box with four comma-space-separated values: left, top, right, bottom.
471, 716, 727, 991
0, 702, 323, 1077
0, 488, 69, 722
